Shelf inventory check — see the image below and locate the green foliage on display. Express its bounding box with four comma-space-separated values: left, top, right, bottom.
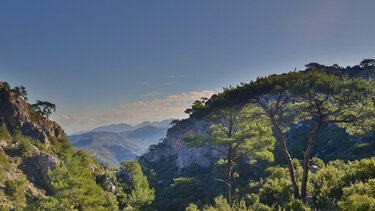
185, 105, 275, 204
162, 177, 205, 211
309, 158, 375, 210
202, 195, 232, 211
148, 144, 157, 152
32, 100, 56, 118
338, 179, 375, 211
27, 104, 42, 122
4, 131, 34, 157
151, 62, 375, 209
310, 157, 325, 169
185, 203, 200, 211
0, 126, 11, 140
289, 70, 375, 136
49, 136, 75, 158
243, 194, 271, 211
3, 175, 28, 209
286, 199, 307, 211
31, 139, 50, 152
193, 195, 271, 211
4, 177, 27, 199
258, 166, 294, 208
119, 160, 155, 209
146, 159, 220, 211
310, 160, 348, 209
40, 149, 118, 210
0, 154, 10, 182
11, 85, 28, 101
360, 58, 375, 68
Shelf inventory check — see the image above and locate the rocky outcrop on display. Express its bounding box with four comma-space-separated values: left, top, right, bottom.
18, 152, 59, 191
0, 81, 65, 146
0, 80, 65, 193
139, 118, 220, 173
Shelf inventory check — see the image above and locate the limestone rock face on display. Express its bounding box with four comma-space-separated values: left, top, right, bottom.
18, 152, 59, 191
0, 81, 65, 146
139, 118, 220, 173
0, 81, 65, 192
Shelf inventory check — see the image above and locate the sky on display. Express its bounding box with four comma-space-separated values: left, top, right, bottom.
1, 0, 375, 134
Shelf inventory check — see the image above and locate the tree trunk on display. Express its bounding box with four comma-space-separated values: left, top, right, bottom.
226, 165, 232, 205
301, 121, 322, 201
226, 148, 232, 205
272, 120, 300, 199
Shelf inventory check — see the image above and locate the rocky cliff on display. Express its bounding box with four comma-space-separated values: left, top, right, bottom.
0, 81, 65, 205
0, 81, 65, 147
139, 118, 221, 173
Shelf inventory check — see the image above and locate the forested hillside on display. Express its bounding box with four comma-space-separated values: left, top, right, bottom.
68, 125, 169, 166
139, 59, 375, 210
0, 81, 154, 210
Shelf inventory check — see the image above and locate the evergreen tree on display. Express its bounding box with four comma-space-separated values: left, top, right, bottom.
185, 105, 275, 204
119, 160, 155, 209
289, 71, 375, 200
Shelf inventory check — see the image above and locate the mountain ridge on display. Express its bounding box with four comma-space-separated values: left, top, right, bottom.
68, 123, 172, 165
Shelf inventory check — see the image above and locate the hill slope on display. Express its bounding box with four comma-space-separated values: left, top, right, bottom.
68, 125, 169, 165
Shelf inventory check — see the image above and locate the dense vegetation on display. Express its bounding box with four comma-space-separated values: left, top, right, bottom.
140, 60, 375, 210
0, 83, 154, 210
0, 127, 155, 210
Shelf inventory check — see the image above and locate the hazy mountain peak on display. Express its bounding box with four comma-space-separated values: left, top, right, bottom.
92, 123, 133, 133
91, 119, 175, 133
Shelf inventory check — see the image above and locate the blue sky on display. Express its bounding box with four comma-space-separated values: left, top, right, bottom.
1, 0, 375, 133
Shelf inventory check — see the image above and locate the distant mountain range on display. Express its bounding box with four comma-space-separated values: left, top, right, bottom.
91, 119, 173, 133
68, 119, 174, 166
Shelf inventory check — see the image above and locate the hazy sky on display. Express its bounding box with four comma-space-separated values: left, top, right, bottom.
1, 1, 375, 133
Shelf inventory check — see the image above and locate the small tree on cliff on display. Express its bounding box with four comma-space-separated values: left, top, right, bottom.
184, 105, 275, 205
11, 86, 28, 101
32, 100, 56, 118
360, 58, 375, 68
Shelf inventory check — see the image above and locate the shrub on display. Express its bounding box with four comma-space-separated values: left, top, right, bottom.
4, 175, 28, 207
27, 104, 42, 122
0, 126, 11, 140
286, 199, 308, 211
338, 180, 375, 211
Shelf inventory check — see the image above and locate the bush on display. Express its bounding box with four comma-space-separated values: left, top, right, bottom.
4, 176, 28, 207
185, 203, 200, 211
49, 136, 74, 158
14, 131, 34, 157
0, 126, 11, 140
338, 180, 375, 211
4, 131, 34, 157
119, 161, 155, 209
27, 104, 42, 122
258, 166, 294, 208
31, 139, 50, 152
286, 199, 307, 211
